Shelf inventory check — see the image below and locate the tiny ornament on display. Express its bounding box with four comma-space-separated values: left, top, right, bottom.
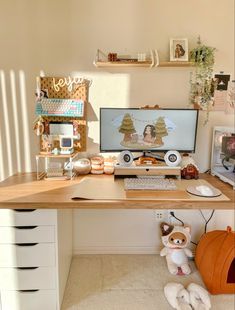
33, 118, 44, 136
160, 222, 193, 275
180, 153, 199, 179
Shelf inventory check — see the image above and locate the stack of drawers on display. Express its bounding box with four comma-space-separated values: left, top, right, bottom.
0, 209, 59, 310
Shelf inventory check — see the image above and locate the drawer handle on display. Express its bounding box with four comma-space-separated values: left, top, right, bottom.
13, 209, 36, 212
18, 290, 39, 293
15, 243, 38, 246
16, 267, 39, 270
14, 226, 38, 230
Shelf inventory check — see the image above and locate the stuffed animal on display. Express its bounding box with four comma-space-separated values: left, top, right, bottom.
160, 222, 193, 275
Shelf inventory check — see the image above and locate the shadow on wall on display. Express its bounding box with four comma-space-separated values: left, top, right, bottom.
0, 70, 32, 181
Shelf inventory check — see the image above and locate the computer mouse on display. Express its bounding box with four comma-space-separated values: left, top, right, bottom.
196, 185, 214, 196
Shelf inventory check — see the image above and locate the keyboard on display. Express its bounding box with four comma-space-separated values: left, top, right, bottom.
36, 98, 84, 117
124, 177, 177, 191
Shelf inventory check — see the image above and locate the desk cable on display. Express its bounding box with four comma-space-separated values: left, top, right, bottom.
169, 210, 216, 246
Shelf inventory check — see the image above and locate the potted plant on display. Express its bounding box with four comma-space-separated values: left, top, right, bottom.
189, 36, 217, 123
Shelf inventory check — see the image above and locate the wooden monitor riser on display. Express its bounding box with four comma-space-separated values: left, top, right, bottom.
114, 164, 181, 178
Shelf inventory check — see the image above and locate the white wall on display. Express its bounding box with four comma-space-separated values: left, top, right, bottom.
0, 0, 234, 253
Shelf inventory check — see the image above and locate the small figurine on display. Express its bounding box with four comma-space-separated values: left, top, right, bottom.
41, 135, 52, 154
181, 163, 199, 179
181, 154, 199, 179
33, 116, 44, 136
160, 222, 193, 275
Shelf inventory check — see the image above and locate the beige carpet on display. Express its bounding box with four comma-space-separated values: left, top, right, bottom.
62, 255, 235, 310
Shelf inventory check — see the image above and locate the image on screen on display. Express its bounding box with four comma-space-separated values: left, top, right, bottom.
60, 137, 72, 148
100, 108, 198, 152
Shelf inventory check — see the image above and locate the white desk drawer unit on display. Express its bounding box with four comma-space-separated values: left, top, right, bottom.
0, 208, 73, 310
0, 267, 56, 290
0, 226, 55, 244
0, 209, 57, 226
0, 290, 57, 310
0, 243, 56, 267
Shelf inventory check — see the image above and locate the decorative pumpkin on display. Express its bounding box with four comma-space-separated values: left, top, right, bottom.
195, 226, 235, 294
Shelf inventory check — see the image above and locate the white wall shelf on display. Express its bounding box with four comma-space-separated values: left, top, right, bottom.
158, 61, 194, 67
93, 49, 156, 68
94, 60, 154, 67
93, 49, 194, 68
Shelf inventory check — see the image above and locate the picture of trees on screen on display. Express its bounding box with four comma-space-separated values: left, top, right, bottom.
117, 113, 174, 149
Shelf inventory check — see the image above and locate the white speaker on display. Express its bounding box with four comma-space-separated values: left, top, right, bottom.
164, 151, 181, 167
118, 151, 134, 166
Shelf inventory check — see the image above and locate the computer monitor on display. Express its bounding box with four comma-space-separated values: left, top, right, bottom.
60, 136, 73, 149
100, 108, 198, 153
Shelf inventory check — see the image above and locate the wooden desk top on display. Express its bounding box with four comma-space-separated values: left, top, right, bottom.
0, 173, 234, 210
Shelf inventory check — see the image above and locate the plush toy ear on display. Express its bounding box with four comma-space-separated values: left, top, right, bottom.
160, 222, 174, 236
184, 225, 191, 234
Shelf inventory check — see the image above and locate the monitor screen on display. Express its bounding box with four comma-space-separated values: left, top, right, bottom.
60, 137, 73, 148
100, 108, 198, 153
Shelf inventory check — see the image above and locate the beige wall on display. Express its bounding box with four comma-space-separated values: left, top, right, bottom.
0, 0, 234, 253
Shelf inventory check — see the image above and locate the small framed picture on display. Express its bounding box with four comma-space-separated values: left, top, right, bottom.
170, 38, 188, 61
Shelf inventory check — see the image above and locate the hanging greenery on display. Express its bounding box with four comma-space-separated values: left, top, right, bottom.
189, 36, 217, 123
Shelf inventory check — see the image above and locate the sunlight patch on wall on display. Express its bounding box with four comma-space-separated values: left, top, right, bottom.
10, 70, 22, 173
19, 70, 31, 171
0, 70, 13, 176
72, 71, 130, 150
0, 128, 5, 181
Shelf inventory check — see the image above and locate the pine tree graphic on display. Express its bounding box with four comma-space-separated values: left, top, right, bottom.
155, 117, 168, 145
119, 113, 136, 142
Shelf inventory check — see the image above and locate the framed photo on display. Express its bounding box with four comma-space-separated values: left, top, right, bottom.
170, 38, 188, 61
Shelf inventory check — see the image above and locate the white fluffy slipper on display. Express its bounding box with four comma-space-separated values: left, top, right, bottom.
164, 283, 192, 310
187, 283, 211, 310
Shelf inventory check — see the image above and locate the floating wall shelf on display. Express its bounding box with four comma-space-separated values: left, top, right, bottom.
94, 61, 154, 67
93, 50, 194, 68
158, 61, 194, 67
94, 60, 194, 68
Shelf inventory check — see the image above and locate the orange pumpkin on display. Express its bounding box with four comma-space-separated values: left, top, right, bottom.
195, 226, 235, 294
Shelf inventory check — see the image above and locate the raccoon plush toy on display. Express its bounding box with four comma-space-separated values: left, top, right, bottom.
160, 222, 193, 275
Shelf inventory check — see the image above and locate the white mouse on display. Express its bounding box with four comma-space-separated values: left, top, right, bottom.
196, 185, 214, 196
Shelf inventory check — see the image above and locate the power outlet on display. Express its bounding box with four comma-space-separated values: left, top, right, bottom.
154, 210, 165, 221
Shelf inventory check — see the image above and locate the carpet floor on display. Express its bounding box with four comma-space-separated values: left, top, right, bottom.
62, 255, 235, 310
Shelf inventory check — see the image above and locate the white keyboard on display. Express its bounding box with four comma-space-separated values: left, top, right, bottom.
124, 177, 177, 191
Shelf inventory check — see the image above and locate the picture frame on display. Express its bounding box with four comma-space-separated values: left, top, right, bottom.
170, 38, 188, 62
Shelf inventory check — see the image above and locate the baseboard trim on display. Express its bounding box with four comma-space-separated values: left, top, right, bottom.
73, 245, 162, 255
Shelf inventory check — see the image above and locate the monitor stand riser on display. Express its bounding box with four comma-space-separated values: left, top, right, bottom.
114, 163, 181, 179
